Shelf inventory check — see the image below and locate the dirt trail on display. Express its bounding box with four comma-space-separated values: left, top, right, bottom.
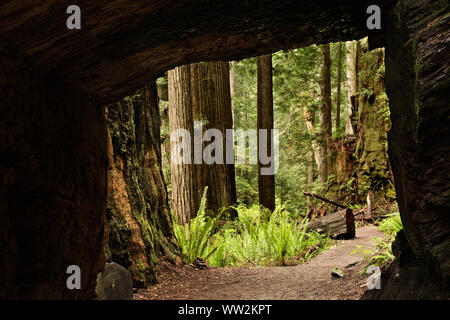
135, 225, 385, 300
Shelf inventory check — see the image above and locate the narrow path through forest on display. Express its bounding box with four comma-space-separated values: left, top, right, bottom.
135, 225, 385, 300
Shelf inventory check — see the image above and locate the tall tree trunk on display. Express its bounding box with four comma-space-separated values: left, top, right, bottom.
168, 66, 199, 224
306, 150, 315, 206
345, 41, 357, 135
159, 80, 171, 181
335, 42, 343, 137
302, 106, 321, 168
355, 48, 393, 201
257, 55, 275, 211
355, 39, 363, 132
302, 86, 322, 169
106, 83, 181, 287
319, 44, 332, 185
168, 62, 236, 221
229, 61, 236, 128
190, 61, 237, 215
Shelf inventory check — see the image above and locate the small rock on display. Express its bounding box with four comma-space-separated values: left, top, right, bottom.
96, 262, 134, 300
331, 268, 344, 278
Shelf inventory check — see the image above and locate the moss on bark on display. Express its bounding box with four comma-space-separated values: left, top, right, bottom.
354, 47, 395, 202
105, 84, 180, 287
327, 46, 394, 205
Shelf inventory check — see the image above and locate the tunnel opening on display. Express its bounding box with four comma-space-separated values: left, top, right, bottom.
128, 38, 403, 300
0, 0, 448, 299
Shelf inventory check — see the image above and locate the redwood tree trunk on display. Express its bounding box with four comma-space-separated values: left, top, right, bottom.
230, 61, 236, 127
168, 62, 237, 221
257, 55, 275, 211
190, 61, 237, 215
319, 44, 332, 185
168, 66, 199, 224
306, 150, 315, 206
106, 83, 181, 287
355, 40, 362, 126
335, 42, 343, 137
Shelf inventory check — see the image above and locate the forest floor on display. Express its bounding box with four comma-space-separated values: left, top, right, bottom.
135, 225, 385, 300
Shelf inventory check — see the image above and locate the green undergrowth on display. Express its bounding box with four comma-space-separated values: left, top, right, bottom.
352, 212, 403, 272
173, 188, 331, 267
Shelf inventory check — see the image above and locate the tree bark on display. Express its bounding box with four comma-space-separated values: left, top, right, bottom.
302, 85, 322, 171
168, 62, 237, 221
168, 66, 199, 224
190, 61, 237, 215
0, 63, 108, 299
302, 107, 321, 169
106, 84, 181, 287
2, 0, 448, 298
345, 41, 357, 135
335, 42, 343, 137
355, 40, 362, 126
355, 47, 394, 202
229, 61, 236, 128
257, 55, 275, 211
306, 150, 314, 206
319, 44, 332, 185
307, 208, 355, 239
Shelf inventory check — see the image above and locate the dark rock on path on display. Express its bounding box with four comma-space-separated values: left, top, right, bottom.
96, 263, 134, 300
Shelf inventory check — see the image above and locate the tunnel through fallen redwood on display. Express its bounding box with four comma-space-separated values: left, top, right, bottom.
0, 0, 448, 299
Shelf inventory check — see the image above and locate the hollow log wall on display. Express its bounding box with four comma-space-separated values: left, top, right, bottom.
384, 0, 450, 281
0, 0, 448, 298
0, 57, 108, 299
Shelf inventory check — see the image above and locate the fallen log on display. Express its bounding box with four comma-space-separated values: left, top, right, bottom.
303, 192, 348, 209
307, 208, 355, 239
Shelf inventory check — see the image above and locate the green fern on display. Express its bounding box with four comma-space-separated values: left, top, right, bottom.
377, 212, 402, 238
173, 199, 331, 267
354, 212, 403, 272
173, 187, 222, 263
206, 204, 330, 267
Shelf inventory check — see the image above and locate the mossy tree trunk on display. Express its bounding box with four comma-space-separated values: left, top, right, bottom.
105, 83, 180, 288
354, 46, 394, 202
327, 45, 393, 205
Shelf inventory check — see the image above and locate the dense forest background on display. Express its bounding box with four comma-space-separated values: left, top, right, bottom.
104, 38, 399, 286
158, 38, 395, 216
